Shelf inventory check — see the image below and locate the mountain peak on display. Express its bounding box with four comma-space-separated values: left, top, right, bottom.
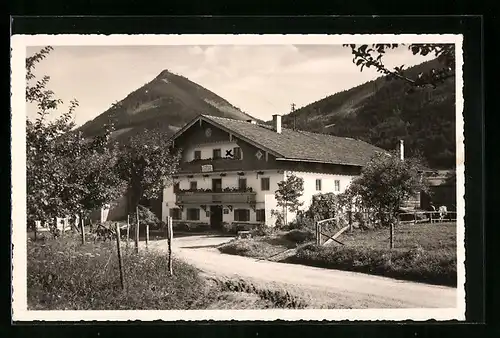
155, 69, 173, 79
78, 70, 260, 141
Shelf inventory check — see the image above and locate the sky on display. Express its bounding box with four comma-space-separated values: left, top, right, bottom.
26, 44, 435, 126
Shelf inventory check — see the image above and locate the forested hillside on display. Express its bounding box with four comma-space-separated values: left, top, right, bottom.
282, 59, 455, 169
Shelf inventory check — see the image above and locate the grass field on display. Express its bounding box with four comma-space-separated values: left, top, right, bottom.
27, 233, 308, 310
339, 222, 457, 251
218, 223, 457, 286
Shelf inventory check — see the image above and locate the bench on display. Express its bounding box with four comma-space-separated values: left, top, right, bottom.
237, 230, 252, 239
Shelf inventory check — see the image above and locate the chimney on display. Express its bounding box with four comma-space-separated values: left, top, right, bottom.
272, 114, 282, 134
399, 139, 404, 161
246, 119, 257, 125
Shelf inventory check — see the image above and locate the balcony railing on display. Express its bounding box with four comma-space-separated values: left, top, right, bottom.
176, 191, 257, 205
178, 158, 244, 173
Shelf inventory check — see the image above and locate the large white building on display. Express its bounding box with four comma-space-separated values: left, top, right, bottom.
162, 114, 385, 230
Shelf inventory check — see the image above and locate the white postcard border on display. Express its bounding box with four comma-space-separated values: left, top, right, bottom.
11, 34, 465, 322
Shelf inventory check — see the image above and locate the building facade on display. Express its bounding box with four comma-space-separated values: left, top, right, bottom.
162, 114, 386, 229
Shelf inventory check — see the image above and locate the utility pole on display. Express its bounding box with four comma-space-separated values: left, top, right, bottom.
291, 103, 296, 130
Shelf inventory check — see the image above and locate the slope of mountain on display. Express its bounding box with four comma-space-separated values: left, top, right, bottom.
280, 59, 456, 169
78, 69, 259, 140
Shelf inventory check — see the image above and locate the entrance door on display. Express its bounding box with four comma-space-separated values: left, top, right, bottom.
212, 178, 222, 192
210, 205, 223, 229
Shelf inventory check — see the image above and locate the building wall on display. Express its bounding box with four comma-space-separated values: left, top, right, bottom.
183, 141, 241, 162
284, 170, 357, 221
88, 194, 129, 223
167, 118, 363, 227
162, 169, 359, 227
162, 170, 284, 227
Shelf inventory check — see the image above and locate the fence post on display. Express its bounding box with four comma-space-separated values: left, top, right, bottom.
390, 220, 394, 249
315, 221, 319, 245
318, 222, 322, 245
34, 220, 40, 241
115, 222, 125, 291
145, 222, 149, 250
80, 214, 85, 245
126, 215, 130, 248
135, 206, 140, 254
167, 216, 173, 276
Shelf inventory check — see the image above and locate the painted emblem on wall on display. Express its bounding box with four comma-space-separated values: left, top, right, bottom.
255, 150, 263, 160
205, 128, 212, 137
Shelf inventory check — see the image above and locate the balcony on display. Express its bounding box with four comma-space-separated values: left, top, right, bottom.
178, 157, 244, 174
176, 190, 257, 205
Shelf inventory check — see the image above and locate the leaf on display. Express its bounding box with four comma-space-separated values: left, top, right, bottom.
359, 45, 368, 54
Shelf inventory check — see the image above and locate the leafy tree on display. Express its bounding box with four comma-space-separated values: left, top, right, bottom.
347, 151, 429, 226
115, 128, 181, 215
59, 128, 127, 220
344, 43, 455, 89
275, 173, 304, 226
26, 47, 125, 228
308, 193, 338, 221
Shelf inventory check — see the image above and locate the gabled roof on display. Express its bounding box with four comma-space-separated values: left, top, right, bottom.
171, 114, 388, 167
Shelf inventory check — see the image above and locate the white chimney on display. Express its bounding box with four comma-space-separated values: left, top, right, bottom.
399, 139, 404, 161
272, 114, 282, 134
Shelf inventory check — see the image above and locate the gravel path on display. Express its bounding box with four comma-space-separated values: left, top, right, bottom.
148, 235, 457, 309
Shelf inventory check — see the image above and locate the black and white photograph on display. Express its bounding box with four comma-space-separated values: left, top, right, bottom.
11, 34, 465, 321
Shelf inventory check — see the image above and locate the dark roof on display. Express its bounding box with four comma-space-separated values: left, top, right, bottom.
176, 114, 388, 167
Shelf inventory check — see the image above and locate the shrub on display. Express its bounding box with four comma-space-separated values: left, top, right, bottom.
218, 239, 262, 257
250, 223, 274, 237
221, 222, 233, 233
284, 229, 315, 244
130, 206, 160, 227
286, 244, 456, 286
284, 210, 318, 231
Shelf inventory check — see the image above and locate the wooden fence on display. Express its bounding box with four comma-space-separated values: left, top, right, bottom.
398, 211, 457, 224
315, 210, 458, 247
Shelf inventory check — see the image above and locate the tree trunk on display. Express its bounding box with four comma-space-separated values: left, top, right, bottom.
283, 205, 287, 227
389, 221, 394, 249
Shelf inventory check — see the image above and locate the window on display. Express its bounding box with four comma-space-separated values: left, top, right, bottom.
238, 178, 247, 190
194, 150, 201, 160
169, 208, 182, 220
212, 178, 222, 192
173, 182, 180, 193
334, 180, 340, 192
213, 148, 222, 159
189, 181, 197, 190
234, 209, 250, 222
233, 147, 242, 159
256, 209, 266, 222
316, 179, 322, 191
261, 177, 270, 191
187, 208, 200, 221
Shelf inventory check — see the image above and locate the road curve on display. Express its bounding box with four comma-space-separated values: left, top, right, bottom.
149, 235, 457, 309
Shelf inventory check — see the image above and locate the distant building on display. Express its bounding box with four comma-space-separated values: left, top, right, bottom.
162, 114, 386, 229
420, 170, 457, 211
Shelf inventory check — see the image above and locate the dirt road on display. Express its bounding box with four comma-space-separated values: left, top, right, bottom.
149, 234, 457, 309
